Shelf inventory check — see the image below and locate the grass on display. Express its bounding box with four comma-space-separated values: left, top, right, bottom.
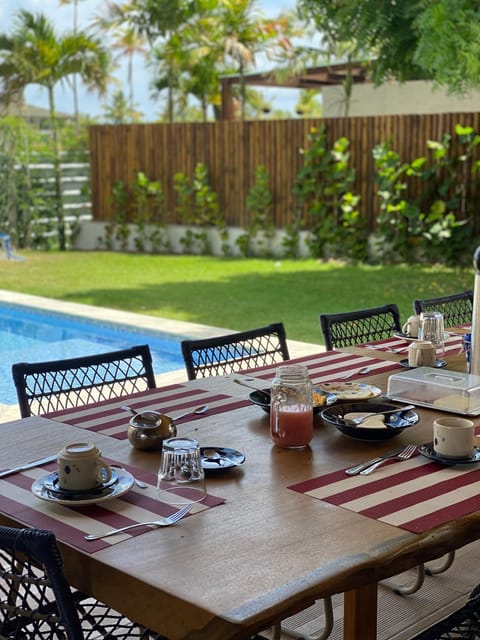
0, 251, 474, 345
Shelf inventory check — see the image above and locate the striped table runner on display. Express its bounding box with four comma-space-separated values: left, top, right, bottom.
244, 350, 403, 384
48, 385, 250, 439
0, 457, 224, 552
289, 453, 480, 533
49, 351, 403, 438
361, 333, 465, 356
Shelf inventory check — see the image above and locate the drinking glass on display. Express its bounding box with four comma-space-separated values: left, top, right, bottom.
157, 437, 207, 506
419, 311, 445, 356
270, 364, 313, 449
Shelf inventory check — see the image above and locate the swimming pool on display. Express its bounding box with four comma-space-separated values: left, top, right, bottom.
0, 302, 188, 405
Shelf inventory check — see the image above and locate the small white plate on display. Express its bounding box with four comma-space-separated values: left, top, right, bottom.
32, 468, 134, 506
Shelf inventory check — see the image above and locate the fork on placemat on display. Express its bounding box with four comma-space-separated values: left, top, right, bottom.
359, 444, 417, 476
84, 503, 193, 540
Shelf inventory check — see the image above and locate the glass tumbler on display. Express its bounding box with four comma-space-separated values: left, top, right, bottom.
419, 311, 445, 356
157, 437, 207, 506
270, 364, 313, 449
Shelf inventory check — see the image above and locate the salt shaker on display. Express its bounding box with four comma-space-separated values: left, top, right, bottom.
270, 365, 313, 449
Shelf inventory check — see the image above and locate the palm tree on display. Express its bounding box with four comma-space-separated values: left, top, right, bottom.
111, 26, 147, 115
0, 10, 111, 249
58, 0, 89, 131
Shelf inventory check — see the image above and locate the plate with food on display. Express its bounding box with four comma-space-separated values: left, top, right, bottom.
320, 402, 419, 441
316, 382, 382, 401
249, 387, 336, 414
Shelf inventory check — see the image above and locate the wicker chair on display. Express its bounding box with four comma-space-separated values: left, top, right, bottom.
413, 290, 474, 327
320, 304, 402, 350
181, 323, 290, 380
0, 525, 165, 639
410, 583, 480, 640
11, 344, 156, 418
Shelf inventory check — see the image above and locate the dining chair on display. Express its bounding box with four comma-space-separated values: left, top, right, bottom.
410, 583, 480, 639
413, 290, 474, 327
320, 303, 402, 350
0, 524, 166, 639
180, 322, 290, 380
11, 344, 156, 418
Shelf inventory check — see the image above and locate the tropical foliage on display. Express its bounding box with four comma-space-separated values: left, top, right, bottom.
0, 10, 110, 249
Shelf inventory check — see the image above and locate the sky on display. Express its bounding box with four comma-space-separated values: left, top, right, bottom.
0, 0, 312, 121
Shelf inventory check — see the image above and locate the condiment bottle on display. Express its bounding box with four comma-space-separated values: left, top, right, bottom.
270, 365, 313, 449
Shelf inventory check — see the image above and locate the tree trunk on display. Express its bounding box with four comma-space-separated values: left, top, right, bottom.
48, 85, 66, 251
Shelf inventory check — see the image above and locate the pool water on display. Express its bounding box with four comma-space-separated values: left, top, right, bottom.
0, 302, 188, 405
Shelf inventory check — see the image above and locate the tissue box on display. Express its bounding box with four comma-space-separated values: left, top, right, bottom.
387, 367, 480, 415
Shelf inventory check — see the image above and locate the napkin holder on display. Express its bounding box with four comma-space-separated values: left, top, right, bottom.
387, 367, 480, 416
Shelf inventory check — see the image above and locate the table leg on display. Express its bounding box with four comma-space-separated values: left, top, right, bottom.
343, 583, 378, 639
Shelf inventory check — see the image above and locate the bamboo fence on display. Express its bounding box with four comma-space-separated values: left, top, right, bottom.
88, 111, 480, 230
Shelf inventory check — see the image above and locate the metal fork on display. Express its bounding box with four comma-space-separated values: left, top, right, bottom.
84, 503, 193, 540
359, 444, 417, 475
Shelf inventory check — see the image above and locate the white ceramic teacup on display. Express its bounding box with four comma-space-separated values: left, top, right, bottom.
433, 417, 475, 458
402, 314, 421, 338
408, 340, 436, 367
57, 442, 112, 491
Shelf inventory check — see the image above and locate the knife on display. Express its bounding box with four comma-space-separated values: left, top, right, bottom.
0, 454, 58, 479
345, 446, 405, 476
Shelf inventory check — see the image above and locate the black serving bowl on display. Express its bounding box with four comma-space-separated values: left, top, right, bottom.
320, 402, 419, 441
249, 388, 337, 415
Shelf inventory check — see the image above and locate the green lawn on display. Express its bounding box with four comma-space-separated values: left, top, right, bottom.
0, 251, 474, 344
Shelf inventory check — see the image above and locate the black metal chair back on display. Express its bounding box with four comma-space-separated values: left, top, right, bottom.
181, 323, 290, 380
12, 344, 156, 418
320, 304, 402, 350
413, 290, 473, 327
411, 583, 480, 639
0, 525, 165, 640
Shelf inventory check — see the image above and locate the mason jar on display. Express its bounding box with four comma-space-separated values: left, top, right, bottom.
270, 364, 313, 449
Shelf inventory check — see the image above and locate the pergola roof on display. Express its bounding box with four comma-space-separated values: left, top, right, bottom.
220, 61, 369, 90
219, 61, 370, 118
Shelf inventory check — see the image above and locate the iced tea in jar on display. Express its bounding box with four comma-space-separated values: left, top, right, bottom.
270, 365, 313, 449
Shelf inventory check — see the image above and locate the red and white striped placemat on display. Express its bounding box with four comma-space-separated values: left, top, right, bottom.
288, 453, 480, 534
246, 350, 403, 384
48, 385, 250, 439
0, 457, 225, 552
360, 333, 465, 356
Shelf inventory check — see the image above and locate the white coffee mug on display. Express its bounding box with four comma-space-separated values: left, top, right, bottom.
402, 314, 421, 338
408, 340, 436, 367
57, 442, 112, 491
433, 417, 475, 458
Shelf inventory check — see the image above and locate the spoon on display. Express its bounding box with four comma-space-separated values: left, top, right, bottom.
111, 466, 148, 489
121, 406, 161, 424
233, 378, 270, 403
339, 366, 371, 380
171, 404, 208, 422
344, 404, 415, 426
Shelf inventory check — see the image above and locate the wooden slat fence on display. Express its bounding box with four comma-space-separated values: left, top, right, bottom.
88, 111, 480, 231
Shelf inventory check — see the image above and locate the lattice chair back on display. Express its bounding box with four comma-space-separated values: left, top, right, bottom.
12, 345, 156, 418
181, 323, 290, 380
0, 526, 84, 639
320, 304, 402, 350
0, 526, 167, 640
410, 583, 480, 639
413, 290, 473, 327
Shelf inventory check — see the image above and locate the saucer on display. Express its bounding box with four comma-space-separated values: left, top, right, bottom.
399, 358, 447, 369
32, 469, 134, 505
418, 443, 480, 465
200, 447, 245, 471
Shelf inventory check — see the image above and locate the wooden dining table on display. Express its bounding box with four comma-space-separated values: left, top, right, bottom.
1, 331, 479, 640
